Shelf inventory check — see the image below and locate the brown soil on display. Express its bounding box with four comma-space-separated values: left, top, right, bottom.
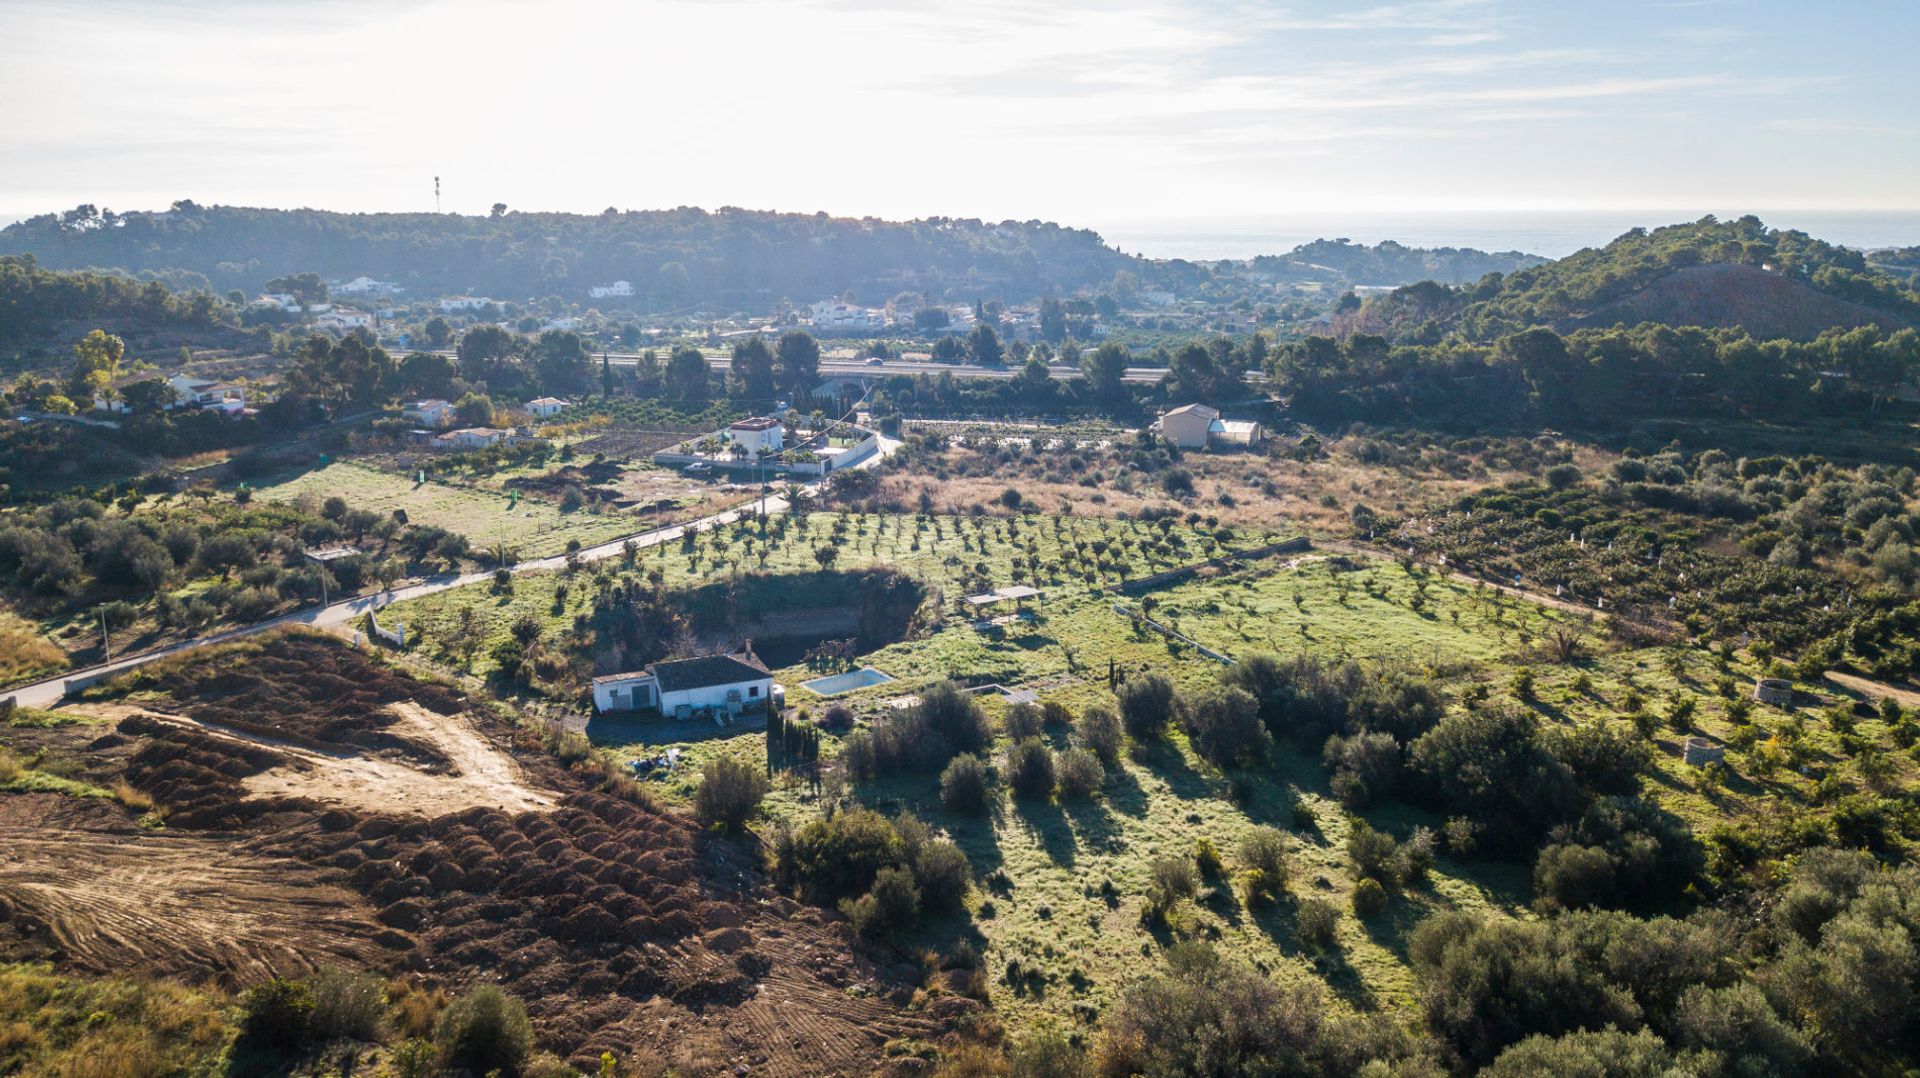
8, 630, 960, 1074
0, 794, 396, 984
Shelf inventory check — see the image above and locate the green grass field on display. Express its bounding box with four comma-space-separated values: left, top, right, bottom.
375, 508, 1918, 1039
246, 461, 643, 556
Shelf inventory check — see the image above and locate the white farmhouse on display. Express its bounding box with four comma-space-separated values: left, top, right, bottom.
592, 652, 779, 718
439, 296, 495, 312
166, 376, 245, 411
526, 396, 570, 418
807, 300, 883, 333
313, 308, 376, 333
1154, 402, 1262, 450
436, 427, 507, 450
589, 280, 634, 299
335, 276, 403, 296
726, 416, 785, 456
404, 398, 455, 427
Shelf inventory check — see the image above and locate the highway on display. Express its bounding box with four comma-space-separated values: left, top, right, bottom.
394, 346, 1170, 384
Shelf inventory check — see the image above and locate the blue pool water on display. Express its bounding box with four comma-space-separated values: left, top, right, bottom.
801, 667, 895, 696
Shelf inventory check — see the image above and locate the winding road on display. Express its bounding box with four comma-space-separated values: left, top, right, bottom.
4, 436, 897, 710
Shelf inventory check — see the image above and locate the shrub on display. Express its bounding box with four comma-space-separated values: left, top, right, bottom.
240, 978, 314, 1053
1077, 705, 1123, 766
844, 865, 921, 939
1004, 701, 1044, 740
1351, 877, 1389, 918
1005, 738, 1055, 800
917, 681, 993, 758
435, 985, 532, 1078
693, 757, 769, 832
1054, 748, 1105, 800
1297, 898, 1339, 947
1145, 854, 1198, 916
784, 807, 905, 902
1238, 828, 1290, 896
1117, 673, 1177, 741
1346, 820, 1399, 883
309, 968, 384, 1042
389, 1039, 439, 1078
940, 753, 993, 814
1182, 685, 1272, 770
914, 839, 973, 914
1194, 837, 1224, 878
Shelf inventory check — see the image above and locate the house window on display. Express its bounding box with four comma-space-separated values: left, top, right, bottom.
748, 685, 760, 698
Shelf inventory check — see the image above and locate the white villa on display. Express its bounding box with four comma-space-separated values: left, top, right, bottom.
335, 276, 404, 296
439, 296, 495, 312
592, 651, 780, 719
526, 397, 571, 418
726, 416, 785, 456
166, 375, 245, 412
589, 280, 634, 299
313, 308, 376, 333
807, 300, 884, 333
404, 399, 455, 426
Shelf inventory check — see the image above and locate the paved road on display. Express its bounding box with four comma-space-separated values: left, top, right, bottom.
2, 436, 899, 710
390, 346, 1170, 384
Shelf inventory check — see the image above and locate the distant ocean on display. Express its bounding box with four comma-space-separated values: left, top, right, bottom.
1103, 210, 1920, 261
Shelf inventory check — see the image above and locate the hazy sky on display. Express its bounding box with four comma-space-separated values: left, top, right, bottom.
2, 0, 1916, 237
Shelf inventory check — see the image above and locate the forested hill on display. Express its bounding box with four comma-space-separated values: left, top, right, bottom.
1249, 238, 1543, 286
1356, 216, 1920, 343
0, 204, 1149, 308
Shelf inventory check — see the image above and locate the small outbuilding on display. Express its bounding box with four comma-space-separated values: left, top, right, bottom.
526, 397, 571, 418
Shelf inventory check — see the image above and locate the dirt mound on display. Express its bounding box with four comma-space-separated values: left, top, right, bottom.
1558, 262, 1907, 340
257, 791, 948, 1072
116, 631, 465, 770
0, 794, 395, 983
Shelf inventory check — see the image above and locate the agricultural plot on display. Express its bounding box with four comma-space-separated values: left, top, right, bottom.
247, 461, 642, 556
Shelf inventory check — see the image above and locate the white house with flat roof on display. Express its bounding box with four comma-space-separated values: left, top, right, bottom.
726, 416, 785, 456
589, 280, 634, 299
592, 651, 778, 718
439, 296, 494, 312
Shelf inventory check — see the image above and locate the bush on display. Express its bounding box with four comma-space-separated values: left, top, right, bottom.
1182, 685, 1272, 770
240, 978, 315, 1053
693, 756, 769, 832
1117, 673, 1177, 741
845, 865, 922, 939
1297, 898, 1339, 947
784, 807, 905, 902
1078, 705, 1123, 766
1346, 820, 1399, 883
914, 839, 973, 914
1054, 747, 1105, 800
917, 681, 993, 758
1238, 828, 1291, 896
435, 985, 532, 1078
309, 968, 384, 1042
1145, 854, 1198, 917
1004, 701, 1044, 740
1351, 877, 1389, 918
1006, 738, 1055, 799
940, 753, 993, 814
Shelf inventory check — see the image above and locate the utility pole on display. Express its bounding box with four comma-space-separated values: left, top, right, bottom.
434, 175, 441, 214
98, 606, 111, 662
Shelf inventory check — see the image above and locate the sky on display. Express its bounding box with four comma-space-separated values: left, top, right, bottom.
1, 0, 1917, 253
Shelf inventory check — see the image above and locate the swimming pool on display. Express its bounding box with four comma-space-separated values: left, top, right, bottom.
801, 667, 896, 696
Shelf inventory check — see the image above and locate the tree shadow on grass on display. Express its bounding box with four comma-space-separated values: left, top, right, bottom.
1134, 738, 1215, 802
1062, 794, 1124, 855
1250, 899, 1378, 1011
1013, 795, 1077, 869
1104, 763, 1151, 819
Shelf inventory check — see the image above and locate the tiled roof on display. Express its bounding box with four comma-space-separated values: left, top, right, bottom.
648, 654, 770, 693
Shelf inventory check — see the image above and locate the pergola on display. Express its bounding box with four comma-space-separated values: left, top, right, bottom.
961, 585, 1044, 609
